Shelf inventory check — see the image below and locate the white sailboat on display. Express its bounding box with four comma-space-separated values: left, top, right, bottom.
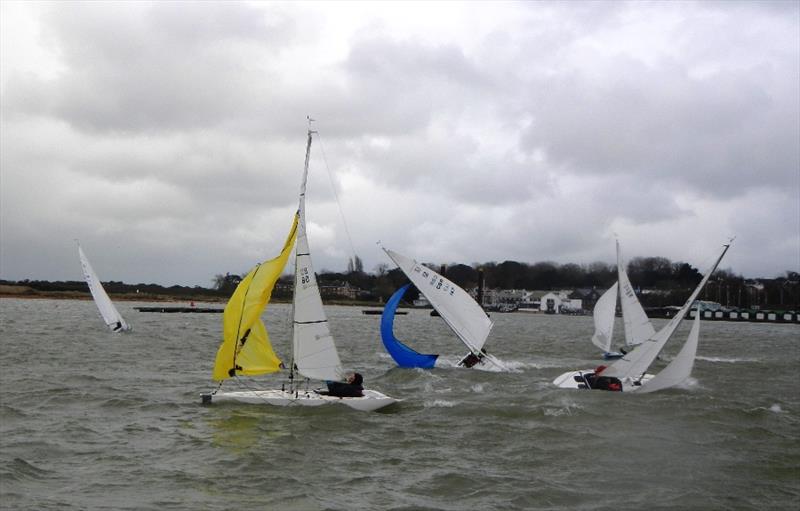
202, 127, 396, 411
77, 242, 130, 332
380, 247, 506, 370
591, 240, 655, 359
554, 241, 732, 392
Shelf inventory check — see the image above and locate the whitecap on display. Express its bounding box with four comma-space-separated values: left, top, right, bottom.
696, 356, 758, 363
769, 404, 783, 413
425, 399, 455, 408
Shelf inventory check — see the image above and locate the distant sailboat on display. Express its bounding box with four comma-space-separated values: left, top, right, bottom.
380, 246, 505, 370
553, 240, 732, 392
77, 242, 130, 332
202, 126, 396, 411
591, 240, 655, 359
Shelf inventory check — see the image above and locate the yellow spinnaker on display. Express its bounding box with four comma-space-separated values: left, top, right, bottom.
213, 213, 299, 381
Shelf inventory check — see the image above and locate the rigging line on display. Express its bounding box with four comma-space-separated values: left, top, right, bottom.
315, 132, 358, 264
232, 377, 278, 404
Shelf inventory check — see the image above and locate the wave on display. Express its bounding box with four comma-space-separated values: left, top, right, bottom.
1, 458, 54, 482
696, 356, 759, 363
424, 399, 456, 408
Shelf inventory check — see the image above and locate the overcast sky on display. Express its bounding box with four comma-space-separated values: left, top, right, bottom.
1, 1, 798, 287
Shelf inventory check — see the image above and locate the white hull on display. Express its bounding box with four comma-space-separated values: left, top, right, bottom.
202, 388, 398, 411
476, 352, 508, 371
552, 369, 654, 392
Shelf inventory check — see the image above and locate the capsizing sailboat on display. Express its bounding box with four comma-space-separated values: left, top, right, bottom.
379, 246, 506, 370
201, 127, 396, 411
77, 242, 130, 332
591, 240, 655, 359
553, 240, 732, 392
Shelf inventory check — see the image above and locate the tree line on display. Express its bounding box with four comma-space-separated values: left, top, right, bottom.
3, 257, 797, 310
275, 256, 798, 310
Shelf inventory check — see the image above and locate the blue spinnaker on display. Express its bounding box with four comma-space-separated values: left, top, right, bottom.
381, 284, 438, 368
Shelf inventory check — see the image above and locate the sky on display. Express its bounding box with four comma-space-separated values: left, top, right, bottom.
1, 1, 798, 287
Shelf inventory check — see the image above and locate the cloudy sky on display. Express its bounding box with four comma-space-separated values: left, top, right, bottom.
1, 1, 798, 287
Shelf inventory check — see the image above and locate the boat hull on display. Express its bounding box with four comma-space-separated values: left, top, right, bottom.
552, 369, 654, 392
201, 388, 398, 411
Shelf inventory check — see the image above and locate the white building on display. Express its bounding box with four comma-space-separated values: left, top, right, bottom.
539, 291, 579, 314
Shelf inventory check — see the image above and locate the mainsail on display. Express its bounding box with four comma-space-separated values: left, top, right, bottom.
77, 244, 130, 332
617, 240, 655, 347
604, 241, 731, 380
591, 282, 618, 352
212, 214, 298, 381
291, 130, 344, 382
381, 247, 493, 354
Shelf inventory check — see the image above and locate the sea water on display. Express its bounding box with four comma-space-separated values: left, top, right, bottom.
1, 298, 798, 510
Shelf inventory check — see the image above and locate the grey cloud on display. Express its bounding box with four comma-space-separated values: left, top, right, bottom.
338, 36, 494, 135
5, 2, 295, 133
515, 18, 798, 201
1, 1, 796, 284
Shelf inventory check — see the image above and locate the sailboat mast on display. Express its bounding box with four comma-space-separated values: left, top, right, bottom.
289, 126, 315, 381
615, 238, 621, 325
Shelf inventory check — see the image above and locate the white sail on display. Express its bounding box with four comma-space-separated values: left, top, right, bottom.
591, 282, 618, 352
78, 244, 129, 332
291, 130, 344, 382
617, 240, 655, 347
382, 247, 493, 353
604, 242, 731, 380
637, 313, 701, 393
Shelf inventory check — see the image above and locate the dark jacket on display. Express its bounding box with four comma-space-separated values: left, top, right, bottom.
324, 381, 364, 397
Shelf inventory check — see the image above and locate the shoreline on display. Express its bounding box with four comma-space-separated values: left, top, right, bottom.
0, 284, 384, 307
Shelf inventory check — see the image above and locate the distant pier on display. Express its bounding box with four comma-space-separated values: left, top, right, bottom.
643, 307, 799, 324
134, 306, 223, 313
688, 309, 799, 324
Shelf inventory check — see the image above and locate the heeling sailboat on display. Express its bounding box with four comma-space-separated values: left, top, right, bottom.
202, 127, 396, 411
553, 240, 732, 392
379, 246, 506, 370
591, 240, 655, 359
77, 242, 130, 332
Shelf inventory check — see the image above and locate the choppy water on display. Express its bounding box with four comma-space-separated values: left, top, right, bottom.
1, 298, 798, 510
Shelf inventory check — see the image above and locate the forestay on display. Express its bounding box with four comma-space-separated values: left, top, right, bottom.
603, 242, 731, 380
291, 131, 344, 382
381, 247, 493, 354
78, 244, 130, 332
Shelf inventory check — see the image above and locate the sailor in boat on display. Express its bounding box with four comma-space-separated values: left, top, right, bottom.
577, 365, 623, 392
458, 348, 488, 368
316, 372, 364, 398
